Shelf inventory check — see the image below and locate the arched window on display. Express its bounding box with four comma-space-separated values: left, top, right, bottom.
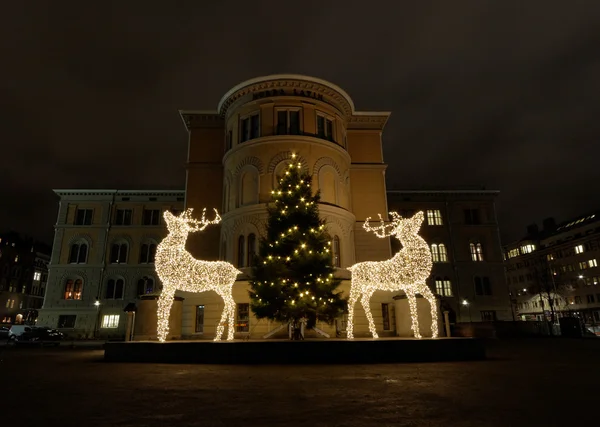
247, 234, 256, 267
333, 235, 341, 267
64, 279, 83, 300
237, 235, 245, 268
431, 244, 448, 262
110, 242, 128, 264
139, 242, 157, 264
470, 242, 484, 261
137, 276, 155, 296
318, 166, 337, 205
239, 168, 259, 206
105, 278, 124, 299
69, 243, 88, 264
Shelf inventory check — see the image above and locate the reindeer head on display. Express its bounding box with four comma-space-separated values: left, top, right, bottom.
163, 208, 221, 235
363, 211, 424, 239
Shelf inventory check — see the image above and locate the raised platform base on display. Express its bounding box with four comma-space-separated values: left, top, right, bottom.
104, 338, 486, 364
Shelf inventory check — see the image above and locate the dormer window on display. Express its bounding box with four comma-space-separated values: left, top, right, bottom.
240, 113, 260, 143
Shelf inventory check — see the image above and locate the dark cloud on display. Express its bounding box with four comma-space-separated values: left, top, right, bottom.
2, 0, 600, 244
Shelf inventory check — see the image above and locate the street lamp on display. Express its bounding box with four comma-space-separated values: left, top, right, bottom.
93, 300, 101, 339
462, 299, 472, 323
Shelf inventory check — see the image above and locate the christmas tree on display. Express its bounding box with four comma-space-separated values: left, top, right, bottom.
249, 159, 346, 336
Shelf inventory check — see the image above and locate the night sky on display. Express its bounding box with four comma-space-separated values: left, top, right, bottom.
2, 1, 600, 246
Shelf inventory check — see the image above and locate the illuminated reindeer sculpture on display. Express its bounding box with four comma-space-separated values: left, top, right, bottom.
346, 211, 438, 339
155, 208, 241, 342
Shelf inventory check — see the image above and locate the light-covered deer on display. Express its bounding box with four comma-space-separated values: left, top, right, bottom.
154, 208, 241, 342
346, 211, 438, 339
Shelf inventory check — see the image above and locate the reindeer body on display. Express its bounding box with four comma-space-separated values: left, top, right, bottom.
346, 211, 439, 339
154, 208, 241, 342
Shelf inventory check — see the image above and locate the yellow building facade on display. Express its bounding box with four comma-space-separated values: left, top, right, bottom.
40, 75, 444, 339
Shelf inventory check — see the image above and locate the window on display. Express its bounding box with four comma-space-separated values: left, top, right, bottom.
68, 243, 88, 264
57, 315, 76, 328
333, 236, 341, 268
195, 305, 205, 333
589, 259, 598, 268
137, 276, 155, 295
579, 261, 588, 270
435, 277, 453, 296
464, 208, 480, 225
142, 209, 160, 225
247, 234, 256, 267
521, 244, 536, 254
64, 279, 83, 300
115, 209, 132, 225
33, 271, 41, 281
382, 303, 390, 330
101, 314, 119, 328
547, 253, 555, 261
240, 113, 260, 142
508, 248, 520, 259
470, 242, 484, 261
587, 294, 595, 304
575, 244, 584, 254
431, 244, 448, 262
236, 303, 249, 332
74, 209, 93, 225
574, 296, 582, 304
481, 311, 497, 322
139, 243, 157, 263
237, 235, 245, 268
316, 114, 334, 141
474, 276, 492, 295
109, 243, 128, 264
426, 210, 443, 226
276, 110, 301, 135
105, 278, 124, 299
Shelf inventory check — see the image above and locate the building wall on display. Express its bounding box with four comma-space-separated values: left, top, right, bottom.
505, 213, 600, 326
387, 191, 512, 323
38, 190, 184, 338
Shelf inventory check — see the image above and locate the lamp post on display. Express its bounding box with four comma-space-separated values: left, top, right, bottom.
93, 300, 100, 339
462, 299, 472, 323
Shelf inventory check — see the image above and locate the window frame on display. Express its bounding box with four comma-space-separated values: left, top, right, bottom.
426, 210, 443, 226
240, 112, 260, 143
275, 108, 302, 135
142, 209, 161, 226
101, 314, 120, 329
114, 209, 133, 226
316, 112, 335, 142
74, 209, 93, 225
236, 303, 250, 332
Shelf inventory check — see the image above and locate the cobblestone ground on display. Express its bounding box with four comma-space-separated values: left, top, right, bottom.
1, 338, 598, 427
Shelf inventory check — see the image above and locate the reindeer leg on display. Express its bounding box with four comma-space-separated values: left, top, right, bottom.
226, 292, 236, 341
156, 287, 175, 342
360, 290, 378, 339
347, 285, 359, 340
214, 297, 230, 342
406, 293, 421, 339
419, 285, 439, 338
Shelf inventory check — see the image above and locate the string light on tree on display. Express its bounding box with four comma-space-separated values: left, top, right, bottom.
346, 211, 439, 339
154, 208, 241, 342
249, 159, 346, 338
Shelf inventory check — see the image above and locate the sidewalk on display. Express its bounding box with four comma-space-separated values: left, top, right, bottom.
0, 339, 106, 349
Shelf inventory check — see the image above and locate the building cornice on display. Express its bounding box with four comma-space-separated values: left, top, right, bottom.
348, 112, 391, 131
179, 110, 223, 130
53, 189, 185, 197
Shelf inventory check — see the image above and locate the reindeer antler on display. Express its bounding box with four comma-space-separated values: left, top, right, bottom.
186, 208, 221, 231
363, 212, 404, 238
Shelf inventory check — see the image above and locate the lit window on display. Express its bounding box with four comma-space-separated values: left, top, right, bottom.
589, 259, 598, 268
33, 271, 41, 281
64, 279, 83, 300
508, 248, 520, 258
580, 261, 588, 270
431, 244, 448, 262
426, 210, 443, 226
435, 278, 453, 296
575, 245, 584, 254
470, 242, 484, 261
546, 253, 554, 261
101, 314, 120, 328
521, 244, 536, 254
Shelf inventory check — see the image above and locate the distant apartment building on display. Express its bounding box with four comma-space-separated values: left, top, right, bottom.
37, 190, 185, 339
504, 212, 600, 327
0, 232, 50, 325
387, 190, 512, 324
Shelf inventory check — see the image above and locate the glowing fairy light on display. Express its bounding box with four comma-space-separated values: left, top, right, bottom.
154, 208, 241, 342
346, 211, 439, 339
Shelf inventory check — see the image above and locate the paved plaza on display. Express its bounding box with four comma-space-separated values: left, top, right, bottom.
1, 338, 598, 427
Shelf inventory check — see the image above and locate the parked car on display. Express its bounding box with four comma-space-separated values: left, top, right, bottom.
3, 325, 35, 341
15, 327, 63, 346
0, 326, 9, 340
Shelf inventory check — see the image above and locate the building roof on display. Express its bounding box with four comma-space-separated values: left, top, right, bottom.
53, 189, 185, 197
